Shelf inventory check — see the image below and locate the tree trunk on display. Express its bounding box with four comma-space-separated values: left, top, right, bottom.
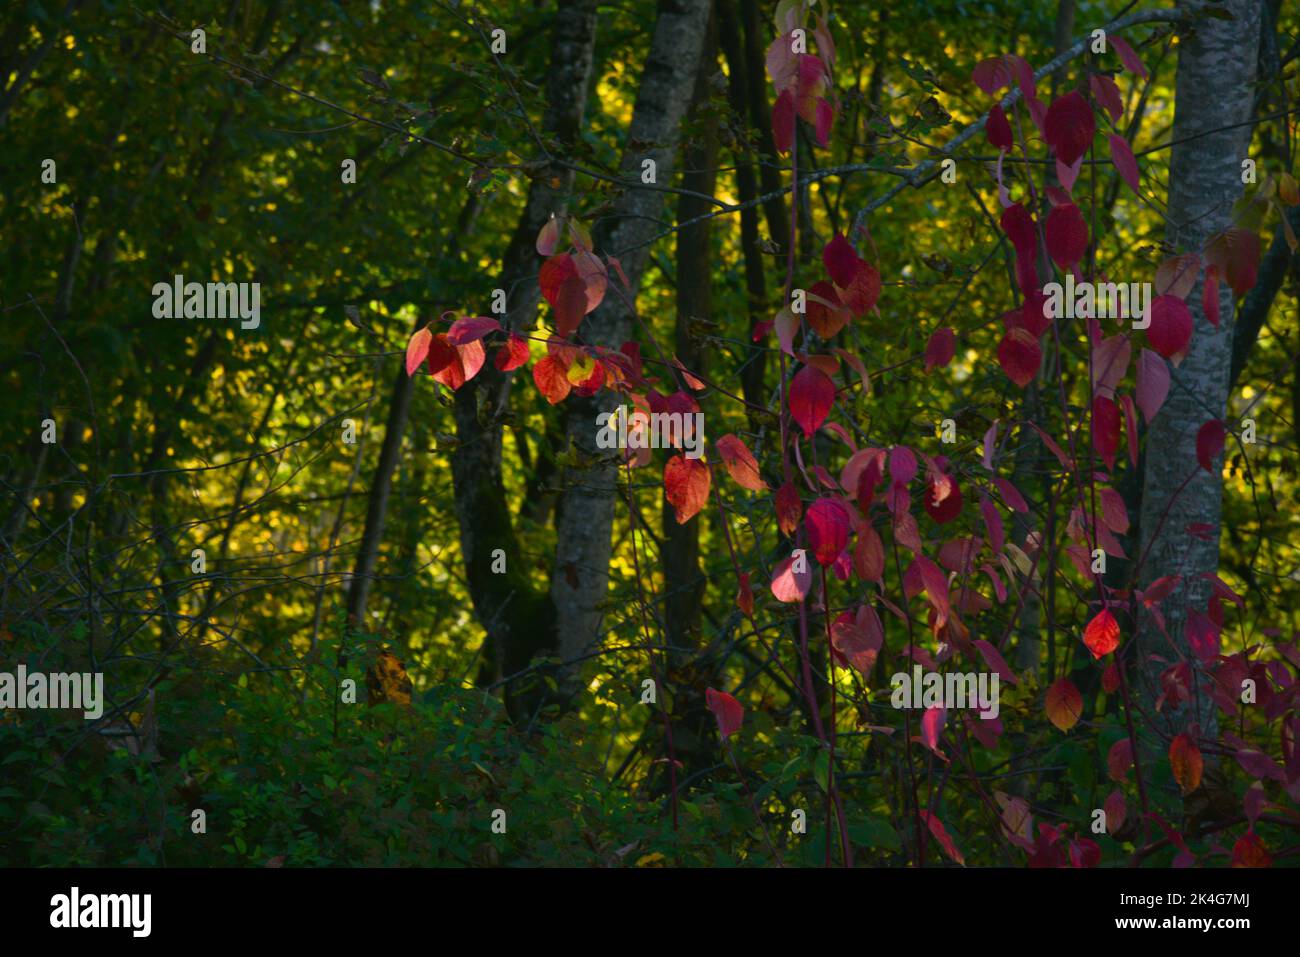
1136, 0, 1263, 738
447, 0, 599, 718
549, 0, 714, 683
346, 194, 479, 625
717, 0, 768, 421
661, 15, 718, 773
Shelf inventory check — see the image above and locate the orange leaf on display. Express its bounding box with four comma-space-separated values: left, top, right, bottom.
1045, 678, 1082, 732
1169, 733, 1203, 793
663, 455, 711, 524
431, 339, 485, 391
532, 355, 571, 404
405, 326, 432, 376
1083, 608, 1120, 659
714, 434, 767, 491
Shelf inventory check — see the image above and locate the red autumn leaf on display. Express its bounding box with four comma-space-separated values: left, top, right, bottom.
925, 327, 956, 372
837, 260, 882, 315
1092, 394, 1120, 470
1007, 54, 1036, 102
888, 445, 917, 485
924, 474, 963, 524
1083, 608, 1120, 659
1135, 348, 1170, 423
539, 253, 577, 307
853, 526, 885, 582
772, 88, 795, 153
789, 364, 835, 437
536, 215, 560, 256
985, 102, 1013, 151
770, 551, 812, 603
1045, 677, 1082, 731
805, 497, 850, 566
1091, 334, 1130, 398
426, 332, 458, 376
405, 326, 433, 376
1121, 393, 1139, 467
921, 706, 947, 754
1101, 661, 1121, 693
1107, 133, 1140, 196
998, 327, 1041, 387
805, 280, 849, 338
1099, 487, 1130, 534
1109, 34, 1148, 78
1201, 571, 1245, 608
1233, 747, 1285, 782
1231, 830, 1272, 868
1056, 153, 1083, 193
705, 688, 744, 741
446, 315, 501, 345
830, 609, 882, 678
1142, 575, 1181, 606
663, 454, 711, 524
554, 274, 589, 338
494, 333, 530, 372
1202, 265, 1221, 328
918, 811, 965, 866
814, 98, 834, 147
1069, 837, 1102, 869
773, 305, 799, 356
1044, 91, 1095, 166
1186, 610, 1220, 662
1146, 294, 1193, 361
971, 55, 1013, 95
907, 555, 951, 630
1090, 74, 1124, 122
1000, 202, 1036, 254
974, 639, 1018, 685
1196, 420, 1225, 473
1204, 227, 1260, 297
431, 339, 486, 391
1155, 253, 1201, 299
980, 493, 1005, 553
532, 355, 571, 404
1045, 202, 1089, 268
775, 480, 802, 536
791, 54, 829, 122
992, 477, 1029, 513
572, 249, 608, 312
822, 234, 860, 289
1107, 739, 1134, 782
1104, 790, 1127, 833
607, 255, 631, 292
765, 34, 798, 89
736, 572, 754, 617
714, 434, 767, 491
1169, 733, 1204, 793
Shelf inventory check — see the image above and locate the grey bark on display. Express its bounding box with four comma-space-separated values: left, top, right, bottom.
663, 17, 717, 658
1136, 0, 1263, 738
549, 0, 714, 676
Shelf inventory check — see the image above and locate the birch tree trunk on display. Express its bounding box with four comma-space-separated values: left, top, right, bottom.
549, 0, 713, 678
1136, 0, 1263, 737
